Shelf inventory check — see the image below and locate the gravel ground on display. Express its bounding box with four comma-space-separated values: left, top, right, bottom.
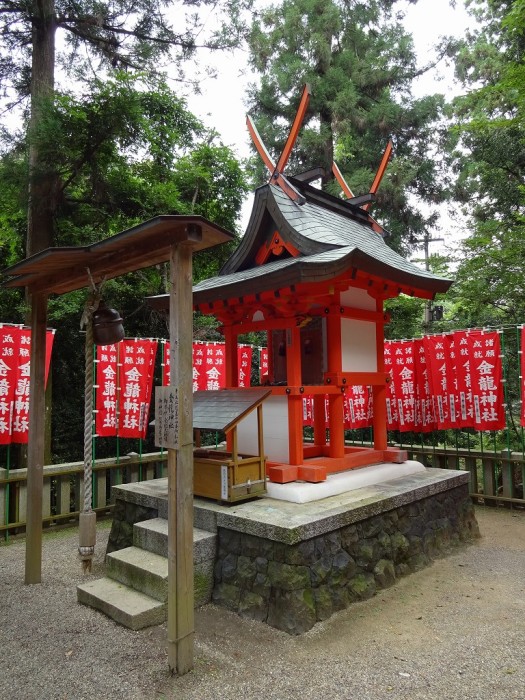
1, 505, 524, 700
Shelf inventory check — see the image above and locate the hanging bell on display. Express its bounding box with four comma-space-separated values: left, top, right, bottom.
92, 301, 125, 345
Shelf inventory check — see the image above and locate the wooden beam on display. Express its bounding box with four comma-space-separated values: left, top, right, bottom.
275, 84, 311, 173
25, 293, 48, 584
363, 140, 393, 212
167, 243, 194, 675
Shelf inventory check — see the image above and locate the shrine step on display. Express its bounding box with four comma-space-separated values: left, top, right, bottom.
77, 577, 166, 631
77, 522, 218, 630
134, 518, 217, 564
106, 546, 169, 602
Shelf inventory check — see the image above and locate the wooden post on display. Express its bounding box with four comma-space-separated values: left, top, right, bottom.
286, 325, 303, 464
373, 299, 387, 451
326, 304, 345, 458
167, 243, 194, 675
25, 293, 48, 584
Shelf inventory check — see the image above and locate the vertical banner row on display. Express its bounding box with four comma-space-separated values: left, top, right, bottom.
95, 339, 157, 438
0, 325, 55, 444
162, 341, 252, 390
386, 330, 505, 432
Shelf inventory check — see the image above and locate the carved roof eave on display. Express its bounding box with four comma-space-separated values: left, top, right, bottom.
146, 246, 452, 312
220, 184, 335, 275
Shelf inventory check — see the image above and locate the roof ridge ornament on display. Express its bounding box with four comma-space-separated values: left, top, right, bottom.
247, 84, 312, 205
332, 139, 394, 236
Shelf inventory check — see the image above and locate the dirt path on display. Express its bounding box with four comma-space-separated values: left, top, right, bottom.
1, 505, 524, 700
157, 506, 525, 700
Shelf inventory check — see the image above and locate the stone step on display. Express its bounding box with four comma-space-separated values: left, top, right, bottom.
133, 518, 217, 564
77, 577, 166, 631
106, 546, 168, 602
132, 519, 216, 607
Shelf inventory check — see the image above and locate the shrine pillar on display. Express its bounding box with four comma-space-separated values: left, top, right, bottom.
326, 303, 345, 458
372, 299, 388, 450
223, 324, 239, 388
286, 325, 304, 465
223, 324, 238, 452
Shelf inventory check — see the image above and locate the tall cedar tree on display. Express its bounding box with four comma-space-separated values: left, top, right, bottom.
447, 0, 525, 327
246, 0, 450, 256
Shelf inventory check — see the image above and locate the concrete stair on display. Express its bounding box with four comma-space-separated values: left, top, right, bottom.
77, 518, 217, 630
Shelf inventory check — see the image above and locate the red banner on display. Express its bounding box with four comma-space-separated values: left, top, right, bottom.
384, 340, 418, 431
384, 340, 399, 430
344, 386, 373, 429
0, 325, 54, 444
467, 330, 505, 430
423, 335, 457, 430
95, 339, 157, 438
162, 341, 252, 390
260, 347, 269, 384
95, 343, 119, 437
118, 339, 158, 438
450, 330, 475, 428
413, 338, 436, 432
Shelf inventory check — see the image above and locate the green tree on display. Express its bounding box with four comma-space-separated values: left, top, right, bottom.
0, 76, 248, 462
0, 0, 250, 256
246, 0, 450, 254
447, 0, 525, 327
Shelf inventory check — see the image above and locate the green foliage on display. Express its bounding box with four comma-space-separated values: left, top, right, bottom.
0, 74, 247, 254
246, 0, 450, 253
0, 0, 252, 106
384, 295, 425, 340
447, 0, 525, 327
0, 74, 248, 464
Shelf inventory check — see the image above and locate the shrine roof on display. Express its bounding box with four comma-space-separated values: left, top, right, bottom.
147, 182, 452, 310
192, 388, 271, 432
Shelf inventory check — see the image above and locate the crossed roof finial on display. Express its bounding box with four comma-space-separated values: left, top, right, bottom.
247, 84, 393, 231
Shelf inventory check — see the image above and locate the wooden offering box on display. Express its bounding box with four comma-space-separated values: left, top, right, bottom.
192, 388, 271, 503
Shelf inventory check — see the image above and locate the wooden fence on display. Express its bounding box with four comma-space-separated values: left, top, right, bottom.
1, 446, 524, 536
0, 451, 167, 535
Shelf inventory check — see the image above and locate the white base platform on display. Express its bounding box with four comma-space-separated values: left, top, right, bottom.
265, 460, 426, 504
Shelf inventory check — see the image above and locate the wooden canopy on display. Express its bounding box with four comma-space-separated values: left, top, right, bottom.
1, 215, 233, 295
1, 213, 234, 677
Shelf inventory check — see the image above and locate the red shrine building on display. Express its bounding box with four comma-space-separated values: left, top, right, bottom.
150, 87, 452, 485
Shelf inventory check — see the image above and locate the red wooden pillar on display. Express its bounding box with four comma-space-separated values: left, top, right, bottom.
326, 304, 345, 458
223, 324, 238, 452
373, 298, 387, 450
223, 324, 238, 389
313, 395, 326, 448
286, 325, 304, 465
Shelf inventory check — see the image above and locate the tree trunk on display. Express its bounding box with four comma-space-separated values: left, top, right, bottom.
27, 0, 56, 257
24, 0, 57, 470
320, 107, 334, 188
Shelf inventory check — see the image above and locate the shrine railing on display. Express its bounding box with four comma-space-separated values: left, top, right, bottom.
0, 451, 167, 537
2, 444, 524, 538
404, 445, 525, 508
